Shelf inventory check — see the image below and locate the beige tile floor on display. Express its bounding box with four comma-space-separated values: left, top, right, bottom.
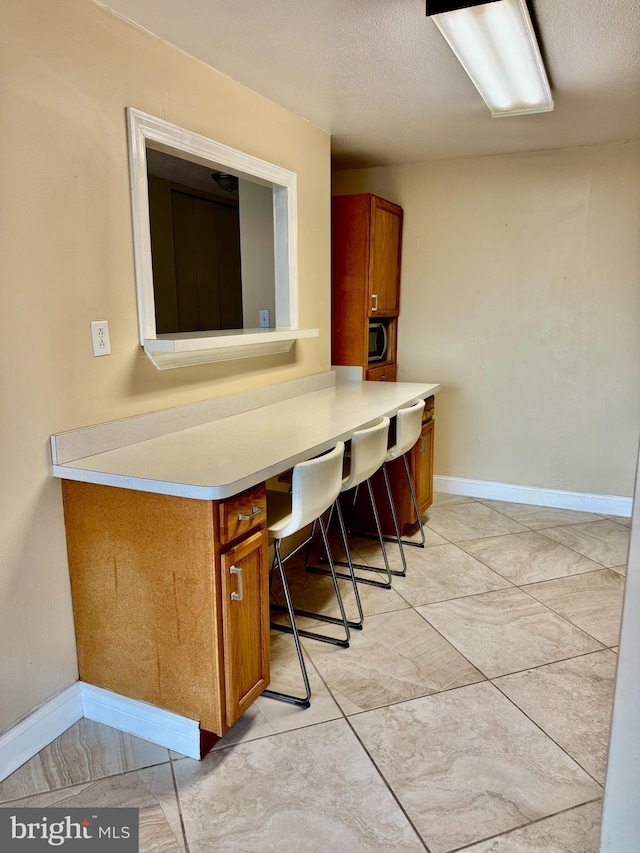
0, 494, 630, 852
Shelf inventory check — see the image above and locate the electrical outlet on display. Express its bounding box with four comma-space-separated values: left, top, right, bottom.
259, 309, 270, 328
90, 320, 111, 357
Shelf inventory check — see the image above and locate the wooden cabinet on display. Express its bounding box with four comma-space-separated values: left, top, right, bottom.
61, 480, 270, 741
332, 192, 435, 532
331, 193, 403, 374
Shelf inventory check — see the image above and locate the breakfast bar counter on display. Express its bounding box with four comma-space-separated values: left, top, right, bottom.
51, 373, 440, 757
52, 377, 441, 499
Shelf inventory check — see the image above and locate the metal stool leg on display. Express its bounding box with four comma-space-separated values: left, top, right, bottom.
262, 541, 311, 708
381, 463, 408, 575
401, 452, 426, 548
315, 479, 393, 589
333, 500, 364, 628
270, 515, 351, 647
305, 501, 364, 629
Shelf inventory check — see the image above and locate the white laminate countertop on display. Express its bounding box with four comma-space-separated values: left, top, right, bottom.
52, 381, 440, 500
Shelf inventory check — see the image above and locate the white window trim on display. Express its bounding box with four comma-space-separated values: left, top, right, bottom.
126, 108, 316, 368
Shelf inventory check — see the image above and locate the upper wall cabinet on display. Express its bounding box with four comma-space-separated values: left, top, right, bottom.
333, 194, 403, 320
331, 193, 403, 371
126, 109, 318, 369
368, 196, 403, 317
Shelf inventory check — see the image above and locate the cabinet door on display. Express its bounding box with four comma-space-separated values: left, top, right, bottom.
413, 417, 434, 513
368, 197, 403, 317
220, 529, 270, 727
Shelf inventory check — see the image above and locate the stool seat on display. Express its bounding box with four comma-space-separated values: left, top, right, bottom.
386, 399, 425, 460
269, 443, 345, 540
341, 417, 390, 492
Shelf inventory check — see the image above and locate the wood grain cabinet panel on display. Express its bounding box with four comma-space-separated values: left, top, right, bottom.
368, 196, 403, 317
411, 411, 435, 519
221, 530, 270, 724
61, 480, 270, 738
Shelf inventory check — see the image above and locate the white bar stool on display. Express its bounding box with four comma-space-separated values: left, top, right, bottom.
381, 399, 427, 575
315, 418, 394, 591
263, 442, 348, 708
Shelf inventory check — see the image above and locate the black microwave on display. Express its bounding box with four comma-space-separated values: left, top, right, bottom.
368, 321, 388, 363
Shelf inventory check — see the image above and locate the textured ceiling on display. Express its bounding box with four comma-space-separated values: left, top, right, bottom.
100, 0, 640, 169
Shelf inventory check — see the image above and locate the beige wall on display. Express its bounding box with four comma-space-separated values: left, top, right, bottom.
334, 141, 640, 496
0, 0, 331, 730
239, 180, 276, 327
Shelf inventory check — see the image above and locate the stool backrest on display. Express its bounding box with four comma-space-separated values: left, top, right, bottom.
388, 399, 425, 459
341, 417, 390, 492
277, 442, 345, 540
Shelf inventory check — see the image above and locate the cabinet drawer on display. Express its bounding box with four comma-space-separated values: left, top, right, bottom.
219, 484, 267, 546
366, 363, 397, 382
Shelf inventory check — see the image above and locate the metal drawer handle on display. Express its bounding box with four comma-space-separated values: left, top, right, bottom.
230, 565, 243, 601
371, 293, 378, 312
420, 436, 427, 453
238, 506, 265, 521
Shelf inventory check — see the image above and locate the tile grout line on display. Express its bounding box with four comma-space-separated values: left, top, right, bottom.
342, 714, 433, 853
453, 536, 608, 588
490, 679, 607, 789
0, 759, 174, 808
475, 499, 608, 528
446, 796, 604, 853
426, 500, 625, 575
411, 591, 603, 682
534, 527, 627, 571
168, 753, 191, 853
301, 595, 489, 708
518, 583, 620, 649
209, 650, 348, 754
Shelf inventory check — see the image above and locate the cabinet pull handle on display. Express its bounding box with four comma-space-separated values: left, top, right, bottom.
238, 506, 265, 521
380, 374, 387, 381
230, 565, 243, 601
420, 436, 427, 454
371, 293, 378, 312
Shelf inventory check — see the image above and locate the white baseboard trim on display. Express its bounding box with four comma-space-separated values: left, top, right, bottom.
0, 682, 203, 781
434, 475, 633, 517
0, 683, 83, 783
80, 684, 201, 760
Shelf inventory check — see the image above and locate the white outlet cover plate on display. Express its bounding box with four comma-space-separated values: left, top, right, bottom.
90, 320, 111, 357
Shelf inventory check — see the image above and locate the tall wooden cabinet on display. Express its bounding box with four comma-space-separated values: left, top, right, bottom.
331, 193, 403, 379
61, 480, 270, 742
331, 192, 435, 526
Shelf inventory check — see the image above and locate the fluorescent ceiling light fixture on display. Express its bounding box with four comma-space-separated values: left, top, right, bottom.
427, 0, 554, 117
